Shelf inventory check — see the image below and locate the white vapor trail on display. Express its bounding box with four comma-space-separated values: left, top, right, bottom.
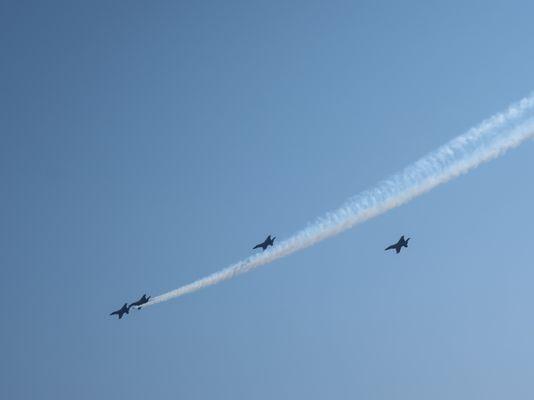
145, 94, 534, 308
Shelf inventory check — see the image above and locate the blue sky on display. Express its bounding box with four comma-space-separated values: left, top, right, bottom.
2, 1, 534, 399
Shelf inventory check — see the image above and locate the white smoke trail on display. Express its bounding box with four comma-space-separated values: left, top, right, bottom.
145, 94, 534, 308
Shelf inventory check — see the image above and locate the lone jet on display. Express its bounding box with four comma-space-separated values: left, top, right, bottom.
110, 303, 130, 319
129, 294, 151, 310
253, 235, 276, 251
385, 235, 410, 254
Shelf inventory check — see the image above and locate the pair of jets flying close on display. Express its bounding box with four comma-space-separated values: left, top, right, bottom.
110, 234, 409, 319
109, 294, 151, 320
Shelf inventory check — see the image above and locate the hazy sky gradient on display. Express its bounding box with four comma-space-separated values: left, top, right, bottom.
2, 1, 534, 399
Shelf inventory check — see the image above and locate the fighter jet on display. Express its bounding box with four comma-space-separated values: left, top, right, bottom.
253, 235, 276, 251
385, 235, 410, 254
109, 303, 130, 319
129, 294, 151, 310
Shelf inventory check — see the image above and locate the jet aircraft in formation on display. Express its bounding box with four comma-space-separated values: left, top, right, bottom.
112, 232, 413, 319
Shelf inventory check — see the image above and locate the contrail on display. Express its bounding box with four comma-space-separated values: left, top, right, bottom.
145, 94, 534, 308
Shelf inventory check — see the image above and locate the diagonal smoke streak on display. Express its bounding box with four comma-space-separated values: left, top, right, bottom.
145, 94, 534, 308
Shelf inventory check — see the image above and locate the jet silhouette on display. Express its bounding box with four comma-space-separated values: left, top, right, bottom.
253, 235, 276, 251
110, 303, 130, 319
129, 294, 151, 310
385, 235, 410, 254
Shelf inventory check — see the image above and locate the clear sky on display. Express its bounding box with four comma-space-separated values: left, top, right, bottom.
2, 1, 534, 399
